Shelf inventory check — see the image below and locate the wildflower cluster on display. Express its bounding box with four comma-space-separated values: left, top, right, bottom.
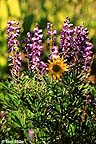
6, 18, 93, 79
1, 18, 95, 143
60, 18, 93, 72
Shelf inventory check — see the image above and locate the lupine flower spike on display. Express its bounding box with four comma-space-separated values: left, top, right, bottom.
24, 25, 47, 75
46, 22, 68, 79
6, 20, 22, 78
46, 22, 58, 59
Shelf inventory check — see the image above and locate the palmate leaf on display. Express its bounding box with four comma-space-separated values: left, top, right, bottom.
9, 114, 22, 128
7, 109, 25, 128
0, 92, 20, 110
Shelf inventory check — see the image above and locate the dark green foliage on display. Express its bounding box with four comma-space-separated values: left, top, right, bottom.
0, 71, 96, 143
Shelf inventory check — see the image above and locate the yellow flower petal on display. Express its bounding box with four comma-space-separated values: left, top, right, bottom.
47, 56, 68, 79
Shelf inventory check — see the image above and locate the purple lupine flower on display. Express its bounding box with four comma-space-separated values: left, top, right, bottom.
60, 18, 93, 72
24, 26, 47, 75
50, 46, 58, 59
39, 61, 47, 76
46, 22, 58, 59
6, 21, 20, 52
28, 129, 34, 141
6, 20, 22, 77
60, 19, 76, 63
83, 42, 93, 72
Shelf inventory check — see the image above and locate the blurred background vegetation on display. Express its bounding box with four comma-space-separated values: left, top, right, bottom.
0, 0, 96, 81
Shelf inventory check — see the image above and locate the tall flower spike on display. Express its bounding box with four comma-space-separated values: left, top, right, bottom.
75, 26, 93, 72
46, 22, 58, 59
24, 25, 47, 75
60, 18, 93, 73
6, 20, 22, 77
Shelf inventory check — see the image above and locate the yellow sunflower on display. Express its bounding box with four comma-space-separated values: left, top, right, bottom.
47, 56, 68, 79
